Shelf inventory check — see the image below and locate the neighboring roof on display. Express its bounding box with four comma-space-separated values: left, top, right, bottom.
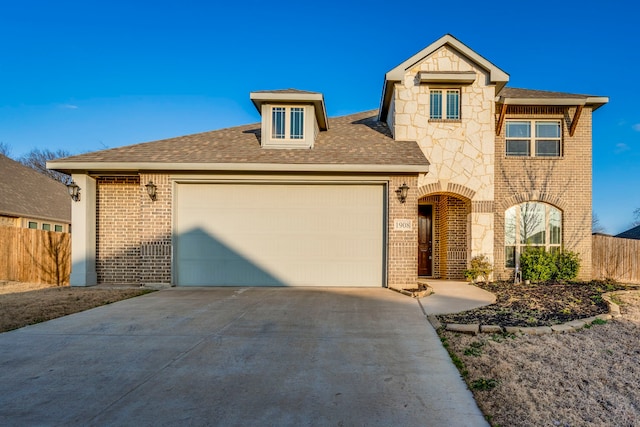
497, 87, 608, 110
48, 110, 430, 174
250, 89, 328, 131
379, 34, 510, 121
0, 154, 71, 224
616, 225, 640, 240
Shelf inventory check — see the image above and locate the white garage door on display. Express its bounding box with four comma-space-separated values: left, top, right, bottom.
174, 182, 385, 287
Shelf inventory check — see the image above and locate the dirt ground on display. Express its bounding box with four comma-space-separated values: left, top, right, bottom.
438, 280, 630, 327
0, 282, 153, 333
441, 291, 640, 426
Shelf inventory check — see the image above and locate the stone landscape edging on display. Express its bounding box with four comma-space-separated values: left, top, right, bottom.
430, 291, 625, 336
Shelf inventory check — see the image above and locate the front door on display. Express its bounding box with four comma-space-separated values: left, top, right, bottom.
418, 205, 433, 276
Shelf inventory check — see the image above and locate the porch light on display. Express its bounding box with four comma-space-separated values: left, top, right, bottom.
145, 181, 157, 201
67, 181, 81, 202
396, 183, 409, 203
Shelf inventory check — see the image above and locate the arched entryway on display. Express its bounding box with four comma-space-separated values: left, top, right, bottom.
418, 192, 471, 279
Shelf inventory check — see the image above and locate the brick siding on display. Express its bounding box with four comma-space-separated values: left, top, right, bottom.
96, 176, 141, 284
387, 175, 419, 288
494, 106, 593, 280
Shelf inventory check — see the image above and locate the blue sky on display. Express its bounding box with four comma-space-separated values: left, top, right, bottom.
1, 0, 638, 234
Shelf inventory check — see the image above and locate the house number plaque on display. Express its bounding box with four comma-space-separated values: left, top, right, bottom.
394, 219, 412, 231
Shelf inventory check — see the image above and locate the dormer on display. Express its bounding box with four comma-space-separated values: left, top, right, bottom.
250, 89, 329, 149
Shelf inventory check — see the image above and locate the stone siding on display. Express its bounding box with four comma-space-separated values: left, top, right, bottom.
494, 106, 593, 280
392, 45, 496, 277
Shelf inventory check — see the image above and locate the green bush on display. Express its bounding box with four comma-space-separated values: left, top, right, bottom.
519, 248, 581, 282
463, 255, 493, 283
520, 248, 556, 281
553, 250, 580, 281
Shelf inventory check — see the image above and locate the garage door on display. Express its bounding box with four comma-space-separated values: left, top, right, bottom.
174, 182, 385, 287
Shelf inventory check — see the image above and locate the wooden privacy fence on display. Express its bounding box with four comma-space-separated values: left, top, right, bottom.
592, 234, 640, 284
0, 226, 70, 285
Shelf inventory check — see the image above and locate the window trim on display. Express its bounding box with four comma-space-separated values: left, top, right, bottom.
429, 88, 461, 121
271, 106, 305, 141
505, 202, 562, 268
505, 119, 562, 158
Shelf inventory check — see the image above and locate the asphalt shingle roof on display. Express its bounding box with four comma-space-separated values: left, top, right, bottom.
616, 225, 640, 240
54, 110, 429, 169
0, 154, 71, 223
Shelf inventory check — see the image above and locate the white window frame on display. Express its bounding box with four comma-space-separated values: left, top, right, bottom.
271, 106, 305, 140
429, 89, 460, 120
505, 120, 562, 157
504, 202, 562, 268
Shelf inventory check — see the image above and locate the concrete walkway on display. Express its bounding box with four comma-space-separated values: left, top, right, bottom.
419, 280, 496, 315
0, 287, 488, 426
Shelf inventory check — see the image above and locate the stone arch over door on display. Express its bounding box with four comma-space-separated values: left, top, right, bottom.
418, 182, 473, 279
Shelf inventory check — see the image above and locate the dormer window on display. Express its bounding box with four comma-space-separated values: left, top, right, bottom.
272, 107, 305, 140
250, 89, 328, 149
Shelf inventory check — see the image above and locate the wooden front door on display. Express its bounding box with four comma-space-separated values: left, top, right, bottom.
418, 205, 433, 276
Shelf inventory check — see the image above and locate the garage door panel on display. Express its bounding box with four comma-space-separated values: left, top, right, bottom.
175, 183, 384, 287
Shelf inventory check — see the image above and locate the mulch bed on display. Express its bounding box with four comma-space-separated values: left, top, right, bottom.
437, 280, 635, 327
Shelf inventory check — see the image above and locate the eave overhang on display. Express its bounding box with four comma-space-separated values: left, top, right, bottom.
250, 91, 329, 131
496, 95, 609, 111
47, 161, 429, 175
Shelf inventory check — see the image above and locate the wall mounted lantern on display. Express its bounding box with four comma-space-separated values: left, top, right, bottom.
395, 182, 409, 203
145, 181, 157, 201
67, 181, 81, 202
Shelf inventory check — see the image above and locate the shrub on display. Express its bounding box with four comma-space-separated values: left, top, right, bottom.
463, 255, 493, 283
553, 250, 580, 281
519, 248, 581, 282
520, 248, 556, 282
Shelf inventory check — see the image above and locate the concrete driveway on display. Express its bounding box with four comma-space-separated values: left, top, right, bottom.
0, 287, 487, 426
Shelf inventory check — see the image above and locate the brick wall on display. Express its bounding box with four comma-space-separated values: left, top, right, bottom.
494, 106, 593, 280
388, 175, 419, 289
0, 216, 16, 227
96, 174, 173, 285
96, 176, 141, 284
446, 196, 470, 278
139, 173, 172, 285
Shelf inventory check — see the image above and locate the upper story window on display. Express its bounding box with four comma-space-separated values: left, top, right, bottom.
430, 89, 460, 120
271, 106, 305, 140
505, 202, 562, 268
506, 120, 562, 157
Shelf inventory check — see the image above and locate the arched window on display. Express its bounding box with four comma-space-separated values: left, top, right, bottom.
505, 202, 561, 268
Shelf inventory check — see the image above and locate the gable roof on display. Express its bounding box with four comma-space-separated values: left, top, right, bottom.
0, 154, 71, 224
48, 110, 430, 174
379, 34, 510, 121
497, 87, 608, 110
616, 225, 640, 240
250, 89, 328, 131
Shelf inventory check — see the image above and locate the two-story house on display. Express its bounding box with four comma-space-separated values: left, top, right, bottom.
48, 34, 607, 288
